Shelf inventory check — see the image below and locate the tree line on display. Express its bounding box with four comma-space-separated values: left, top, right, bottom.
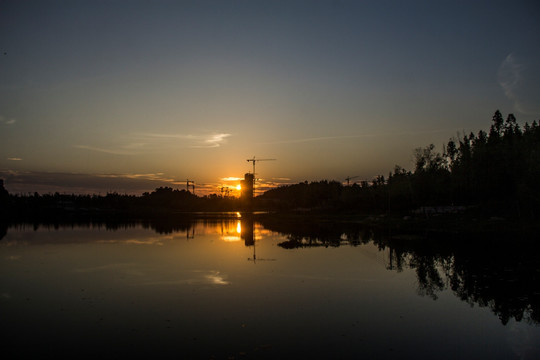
260, 110, 540, 219
0, 186, 245, 221
1, 110, 539, 220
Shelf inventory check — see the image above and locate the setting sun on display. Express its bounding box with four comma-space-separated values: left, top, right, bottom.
236, 184, 241, 191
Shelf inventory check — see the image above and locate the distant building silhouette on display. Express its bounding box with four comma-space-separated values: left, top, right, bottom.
241, 173, 254, 202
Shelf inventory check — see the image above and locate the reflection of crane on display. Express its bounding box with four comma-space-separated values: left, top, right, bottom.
246, 157, 276, 191
240, 216, 276, 264
186, 179, 195, 194
345, 176, 358, 186
247, 237, 277, 264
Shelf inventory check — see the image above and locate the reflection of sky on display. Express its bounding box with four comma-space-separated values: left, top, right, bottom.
1, 223, 539, 359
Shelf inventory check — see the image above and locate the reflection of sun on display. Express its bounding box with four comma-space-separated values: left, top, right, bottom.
236, 184, 241, 191
220, 220, 242, 242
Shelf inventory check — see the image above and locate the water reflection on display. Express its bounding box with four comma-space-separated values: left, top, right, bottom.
1, 216, 539, 359
257, 217, 540, 326
3, 216, 538, 327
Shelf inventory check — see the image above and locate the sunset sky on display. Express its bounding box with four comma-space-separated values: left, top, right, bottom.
1, 0, 539, 195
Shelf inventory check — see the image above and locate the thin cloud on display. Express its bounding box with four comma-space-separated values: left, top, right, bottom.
498, 53, 540, 115
74, 145, 138, 156
498, 53, 523, 112
221, 177, 244, 181
76, 132, 232, 154
205, 133, 231, 146
260, 134, 373, 144
97, 173, 174, 182
132, 132, 231, 146
7, 157, 22, 161
185, 133, 231, 148
0, 116, 16, 125
259, 129, 452, 145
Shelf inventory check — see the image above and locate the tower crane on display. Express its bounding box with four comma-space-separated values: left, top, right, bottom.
247, 240, 277, 264
246, 156, 276, 186
345, 176, 358, 186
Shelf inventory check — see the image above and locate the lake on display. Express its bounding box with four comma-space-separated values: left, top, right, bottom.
1, 214, 539, 359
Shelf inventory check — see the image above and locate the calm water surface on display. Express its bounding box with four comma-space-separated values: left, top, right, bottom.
1, 217, 539, 359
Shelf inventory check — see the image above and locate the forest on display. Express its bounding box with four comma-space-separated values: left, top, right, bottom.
260, 110, 540, 219
1, 111, 539, 222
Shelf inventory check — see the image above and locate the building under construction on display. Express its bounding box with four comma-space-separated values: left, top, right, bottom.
240, 173, 254, 202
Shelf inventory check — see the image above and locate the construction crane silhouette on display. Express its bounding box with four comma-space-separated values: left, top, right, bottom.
247, 241, 277, 264
247, 229, 276, 264
345, 176, 358, 186
186, 179, 195, 194
246, 156, 276, 185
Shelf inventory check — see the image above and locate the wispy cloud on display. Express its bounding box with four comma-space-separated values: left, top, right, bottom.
498, 53, 540, 115
199, 133, 231, 148
97, 172, 175, 182
221, 177, 244, 181
255, 179, 291, 192
498, 53, 523, 113
0, 116, 16, 125
74, 145, 137, 156
259, 129, 452, 145
7, 157, 22, 161
259, 134, 373, 145
135, 132, 231, 148
76, 132, 231, 155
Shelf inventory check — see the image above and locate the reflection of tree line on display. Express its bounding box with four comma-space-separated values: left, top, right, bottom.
399, 241, 540, 325
2, 216, 539, 326
0, 219, 196, 241
258, 217, 540, 326
0, 216, 246, 241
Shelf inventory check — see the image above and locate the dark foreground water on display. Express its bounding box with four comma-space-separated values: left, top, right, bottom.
1, 215, 539, 359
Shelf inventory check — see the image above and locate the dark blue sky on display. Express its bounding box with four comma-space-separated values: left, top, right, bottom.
1, 0, 539, 194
